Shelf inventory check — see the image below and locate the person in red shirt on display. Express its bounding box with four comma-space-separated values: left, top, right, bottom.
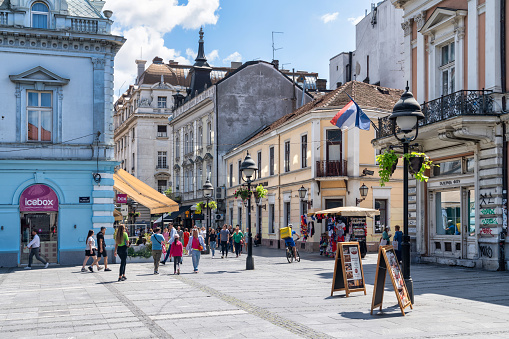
183, 228, 190, 254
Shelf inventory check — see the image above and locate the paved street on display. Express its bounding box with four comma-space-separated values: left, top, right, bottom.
1, 247, 509, 339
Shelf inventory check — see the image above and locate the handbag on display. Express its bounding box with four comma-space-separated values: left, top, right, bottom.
392, 240, 399, 250
380, 239, 388, 246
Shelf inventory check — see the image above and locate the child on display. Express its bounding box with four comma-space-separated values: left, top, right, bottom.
169, 234, 184, 275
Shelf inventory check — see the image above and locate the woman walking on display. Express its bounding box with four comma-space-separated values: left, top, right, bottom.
186, 228, 206, 273
209, 228, 217, 257
169, 234, 184, 274
232, 227, 244, 258
114, 225, 130, 282
183, 228, 190, 255
82, 230, 102, 272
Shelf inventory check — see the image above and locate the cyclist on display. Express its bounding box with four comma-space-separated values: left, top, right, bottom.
284, 224, 300, 260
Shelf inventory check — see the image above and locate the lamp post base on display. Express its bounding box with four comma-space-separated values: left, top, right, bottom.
405, 277, 414, 304
246, 255, 254, 270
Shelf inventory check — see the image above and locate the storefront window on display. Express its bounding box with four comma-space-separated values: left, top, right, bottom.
374, 199, 387, 234
466, 157, 474, 173
468, 189, 475, 236
433, 160, 461, 176
435, 190, 461, 235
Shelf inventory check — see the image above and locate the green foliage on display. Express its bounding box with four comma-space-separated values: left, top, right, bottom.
402, 152, 437, 183
163, 187, 172, 197
196, 201, 217, 214
234, 186, 251, 200
376, 150, 399, 186
254, 184, 268, 199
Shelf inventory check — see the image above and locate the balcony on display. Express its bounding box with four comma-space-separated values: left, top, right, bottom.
376, 90, 495, 139
316, 160, 348, 177
0, 11, 8, 25
70, 18, 98, 33
157, 132, 168, 138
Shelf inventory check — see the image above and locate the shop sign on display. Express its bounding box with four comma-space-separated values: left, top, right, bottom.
79, 197, 90, 203
20, 184, 59, 212
117, 194, 127, 204
479, 227, 499, 236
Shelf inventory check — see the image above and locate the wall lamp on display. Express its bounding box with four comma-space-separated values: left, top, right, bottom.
298, 185, 313, 208
356, 183, 369, 206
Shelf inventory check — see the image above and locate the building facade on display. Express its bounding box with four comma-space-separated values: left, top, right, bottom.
373, 0, 509, 270
0, 0, 124, 267
224, 81, 405, 252
329, 0, 405, 90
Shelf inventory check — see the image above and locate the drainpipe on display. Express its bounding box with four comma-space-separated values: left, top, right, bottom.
501, 0, 507, 93
215, 86, 221, 230
278, 133, 281, 249
500, 122, 508, 271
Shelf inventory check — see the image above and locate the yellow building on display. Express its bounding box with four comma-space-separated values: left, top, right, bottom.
224, 81, 405, 252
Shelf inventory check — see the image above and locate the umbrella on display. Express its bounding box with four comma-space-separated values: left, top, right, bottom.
312, 206, 380, 218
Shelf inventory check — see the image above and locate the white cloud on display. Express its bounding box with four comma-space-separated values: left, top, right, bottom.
206, 50, 220, 65
223, 51, 242, 64
186, 48, 196, 59
347, 15, 364, 25
104, 0, 220, 96
321, 12, 339, 24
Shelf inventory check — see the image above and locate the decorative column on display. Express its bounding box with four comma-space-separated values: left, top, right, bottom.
484, 0, 502, 91
454, 18, 466, 92
467, 0, 479, 89
415, 12, 426, 103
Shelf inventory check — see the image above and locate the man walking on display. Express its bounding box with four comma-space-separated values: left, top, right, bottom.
96, 227, 111, 271
220, 224, 230, 259
161, 223, 177, 265
151, 227, 165, 274
25, 230, 49, 269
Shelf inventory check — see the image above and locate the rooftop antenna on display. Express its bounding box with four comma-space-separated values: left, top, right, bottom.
272, 31, 283, 62
118, 80, 126, 97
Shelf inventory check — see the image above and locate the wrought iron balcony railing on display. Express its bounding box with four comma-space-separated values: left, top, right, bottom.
376, 90, 495, 139
316, 160, 348, 177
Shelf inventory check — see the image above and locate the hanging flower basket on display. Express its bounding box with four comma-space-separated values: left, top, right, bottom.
253, 184, 268, 199
402, 152, 437, 183
234, 186, 252, 200
376, 150, 399, 186
196, 201, 217, 214
409, 156, 424, 174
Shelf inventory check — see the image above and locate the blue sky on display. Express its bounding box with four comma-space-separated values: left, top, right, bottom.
106, 0, 377, 95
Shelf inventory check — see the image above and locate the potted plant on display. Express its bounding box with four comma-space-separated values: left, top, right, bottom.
234, 186, 252, 200
376, 150, 399, 186
402, 152, 436, 183
253, 184, 268, 199
196, 201, 218, 214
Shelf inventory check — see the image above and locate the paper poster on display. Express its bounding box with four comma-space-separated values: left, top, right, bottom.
349, 247, 362, 280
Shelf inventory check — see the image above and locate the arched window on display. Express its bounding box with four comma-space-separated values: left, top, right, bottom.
32, 2, 49, 29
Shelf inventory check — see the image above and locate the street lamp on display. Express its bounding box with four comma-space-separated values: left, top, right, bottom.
356, 183, 369, 206
389, 85, 424, 304
240, 152, 258, 270
202, 178, 214, 254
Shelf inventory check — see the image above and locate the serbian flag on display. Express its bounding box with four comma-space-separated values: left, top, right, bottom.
330, 95, 370, 131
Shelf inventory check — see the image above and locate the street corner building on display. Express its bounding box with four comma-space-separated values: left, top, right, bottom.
0, 0, 125, 267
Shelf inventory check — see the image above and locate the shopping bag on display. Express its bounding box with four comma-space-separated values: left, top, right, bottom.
380, 239, 388, 246
392, 240, 399, 250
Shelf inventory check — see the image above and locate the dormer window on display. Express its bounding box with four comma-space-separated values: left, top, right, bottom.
32, 3, 49, 29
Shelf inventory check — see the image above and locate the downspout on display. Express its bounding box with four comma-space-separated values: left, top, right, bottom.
215, 86, 220, 228
278, 133, 281, 249
501, 0, 506, 93
500, 122, 508, 271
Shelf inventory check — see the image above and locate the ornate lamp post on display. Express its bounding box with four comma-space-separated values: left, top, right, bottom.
239, 152, 258, 270
356, 184, 369, 206
389, 86, 424, 304
202, 178, 214, 254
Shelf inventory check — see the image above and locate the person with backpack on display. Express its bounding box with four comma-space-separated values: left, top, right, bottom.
150, 227, 165, 275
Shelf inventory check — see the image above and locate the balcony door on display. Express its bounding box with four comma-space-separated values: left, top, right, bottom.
325, 130, 343, 176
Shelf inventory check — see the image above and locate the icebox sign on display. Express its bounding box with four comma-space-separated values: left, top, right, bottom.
20, 184, 59, 212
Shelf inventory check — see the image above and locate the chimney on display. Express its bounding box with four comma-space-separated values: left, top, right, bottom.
91, 0, 106, 12
272, 59, 279, 69
230, 61, 242, 69
135, 59, 147, 84
316, 79, 327, 91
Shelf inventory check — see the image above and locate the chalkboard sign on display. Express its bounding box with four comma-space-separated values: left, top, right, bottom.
331, 242, 366, 297
371, 245, 413, 316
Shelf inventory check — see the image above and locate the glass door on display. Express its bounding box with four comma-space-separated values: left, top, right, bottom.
20, 212, 58, 264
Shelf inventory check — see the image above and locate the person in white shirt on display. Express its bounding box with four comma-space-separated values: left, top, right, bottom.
161, 223, 177, 265
24, 230, 49, 269
81, 230, 102, 272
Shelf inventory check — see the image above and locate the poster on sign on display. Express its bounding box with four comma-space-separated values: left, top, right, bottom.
117, 194, 127, 204
331, 242, 366, 297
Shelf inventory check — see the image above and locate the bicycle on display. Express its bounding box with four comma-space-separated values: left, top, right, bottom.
286, 244, 300, 263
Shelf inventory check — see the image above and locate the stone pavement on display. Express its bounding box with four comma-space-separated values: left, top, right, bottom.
1, 246, 509, 339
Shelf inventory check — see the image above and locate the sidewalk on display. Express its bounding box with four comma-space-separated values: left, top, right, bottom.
1, 246, 509, 338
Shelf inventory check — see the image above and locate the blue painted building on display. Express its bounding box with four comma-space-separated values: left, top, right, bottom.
0, 0, 124, 267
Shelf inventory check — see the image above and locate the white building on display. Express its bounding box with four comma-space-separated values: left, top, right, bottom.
0, 0, 124, 266
329, 0, 405, 90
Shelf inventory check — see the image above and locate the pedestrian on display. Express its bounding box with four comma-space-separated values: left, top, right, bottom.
169, 234, 184, 274
209, 228, 217, 257
177, 226, 183, 240
114, 225, 130, 282
186, 228, 206, 273
200, 226, 207, 239
96, 227, 111, 271
81, 230, 102, 272
151, 227, 165, 275
24, 230, 49, 270
232, 226, 244, 257
228, 225, 234, 253
381, 227, 391, 246
219, 224, 230, 259
162, 227, 169, 242
183, 227, 190, 254
393, 225, 403, 263
161, 223, 177, 265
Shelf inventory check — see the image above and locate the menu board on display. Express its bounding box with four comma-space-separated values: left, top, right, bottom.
331, 242, 366, 297
371, 246, 413, 316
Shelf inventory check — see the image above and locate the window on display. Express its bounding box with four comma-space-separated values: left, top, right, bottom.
468, 189, 476, 236
466, 157, 474, 173
433, 159, 462, 177
269, 147, 275, 176
257, 151, 262, 178
238, 160, 242, 184
27, 91, 52, 142
157, 96, 167, 108
435, 190, 461, 235
440, 42, 455, 96
374, 199, 387, 234
175, 137, 180, 158
184, 134, 189, 154
197, 167, 203, 190
32, 2, 49, 29
189, 131, 194, 153
238, 207, 243, 227
284, 202, 291, 227
198, 126, 203, 147
175, 173, 180, 191
207, 122, 212, 145
157, 180, 167, 193
301, 135, 307, 168
157, 151, 167, 169
132, 153, 135, 171
269, 204, 275, 233
206, 164, 212, 179
301, 200, 308, 216
229, 163, 233, 187
284, 141, 290, 172
157, 125, 167, 138
131, 127, 135, 141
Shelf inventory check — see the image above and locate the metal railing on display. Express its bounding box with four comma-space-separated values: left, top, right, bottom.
376, 90, 495, 139
316, 160, 348, 177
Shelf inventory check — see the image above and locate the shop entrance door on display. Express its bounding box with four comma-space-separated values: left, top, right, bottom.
20, 212, 58, 264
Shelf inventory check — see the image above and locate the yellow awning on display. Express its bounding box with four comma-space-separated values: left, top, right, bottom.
113, 169, 179, 214
113, 209, 123, 221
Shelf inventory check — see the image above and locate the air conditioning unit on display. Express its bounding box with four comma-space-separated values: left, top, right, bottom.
216, 187, 225, 200
215, 214, 224, 221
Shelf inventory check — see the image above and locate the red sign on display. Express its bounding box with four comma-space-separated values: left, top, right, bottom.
117, 194, 127, 204
20, 184, 59, 212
